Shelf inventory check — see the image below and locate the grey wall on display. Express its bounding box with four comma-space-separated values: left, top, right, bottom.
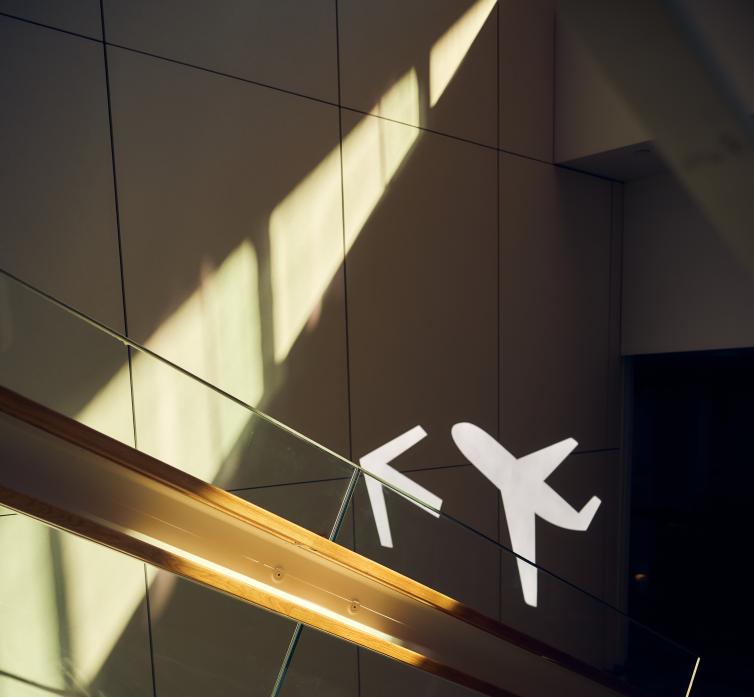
554, 16, 647, 166
554, 1, 754, 178
623, 172, 754, 355
0, 2, 625, 695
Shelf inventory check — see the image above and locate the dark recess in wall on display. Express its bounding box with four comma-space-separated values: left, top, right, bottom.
629, 348, 754, 697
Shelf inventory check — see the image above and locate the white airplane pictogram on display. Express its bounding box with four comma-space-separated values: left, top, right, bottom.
451, 423, 602, 607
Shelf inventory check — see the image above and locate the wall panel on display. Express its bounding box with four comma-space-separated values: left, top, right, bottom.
0, 515, 153, 697
607, 182, 624, 447
353, 465, 501, 618
622, 172, 754, 354
359, 648, 482, 697
339, 0, 498, 147
500, 152, 612, 456
554, 18, 647, 165
0, 6, 632, 695
0, 0, 102, 39
0, 17, 123, 330
103, 0, 338, 102
0, 17, 132, 445
107, 46, 350, 463
148, 568, 296, 697
277, 628, 359, 697
499, 0, 555, 161
344, 113, 498, 471
499, 451, 625, 666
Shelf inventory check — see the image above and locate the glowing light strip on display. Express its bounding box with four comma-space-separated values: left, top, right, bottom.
684, 656, 701, 697
119, 524, 402, 646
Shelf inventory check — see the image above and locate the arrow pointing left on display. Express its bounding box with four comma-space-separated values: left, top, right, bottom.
360, 426, 443, 548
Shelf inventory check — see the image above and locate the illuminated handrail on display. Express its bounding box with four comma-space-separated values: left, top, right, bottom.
0, 385, 650, 697
0, 267, 699, 696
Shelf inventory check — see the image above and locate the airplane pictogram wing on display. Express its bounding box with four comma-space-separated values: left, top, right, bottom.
517, 437, 578, 482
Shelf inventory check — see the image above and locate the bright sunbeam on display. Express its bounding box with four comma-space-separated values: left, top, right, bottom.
430, 0, 497, 107
343, 69, 420, 249
269, 144, 343, 363
132, 240, 262, 484
3, 14, 470, 691
144, 240, 263, 408
76, 240, 263, 467
76, 357, 136, 447
0, 242, 267, 693
271, 68, 419, 362
1, 63, 422, 696
58, 528, 148, 687
0, 521, 60, 695
0, 517, 149, 695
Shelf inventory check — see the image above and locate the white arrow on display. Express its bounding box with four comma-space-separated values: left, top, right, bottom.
360, 426, 443, 548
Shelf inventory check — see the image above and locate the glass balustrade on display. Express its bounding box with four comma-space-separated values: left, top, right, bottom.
0, 267, 699, 696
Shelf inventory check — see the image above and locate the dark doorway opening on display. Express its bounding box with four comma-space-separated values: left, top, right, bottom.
629, 349, 754, 696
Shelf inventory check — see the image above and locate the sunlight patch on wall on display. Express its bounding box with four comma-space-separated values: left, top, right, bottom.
343, 68, 420, 249
0, 519, 61, 696
0, 516, 150, 695
11, 242, 267, 691
1, 10, 491, 685
0, 9, 498, 694
269, 144, 343, 363
132, 240, 262, 484
271, 68, 419, 362
430, 0, 497, 107
58, 527, 148, 687
73, 241, 262, 488
132, 349, 253, 485
76, 361, 136, 448
145, 240, 263, 408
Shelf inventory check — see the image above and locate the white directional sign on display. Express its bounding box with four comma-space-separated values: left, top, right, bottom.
451, 423, 601, 607
359, 426, 443, 548
360, 423, 602, 607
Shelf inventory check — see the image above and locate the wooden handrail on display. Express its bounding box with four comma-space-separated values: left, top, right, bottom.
0, 385, 638, 697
